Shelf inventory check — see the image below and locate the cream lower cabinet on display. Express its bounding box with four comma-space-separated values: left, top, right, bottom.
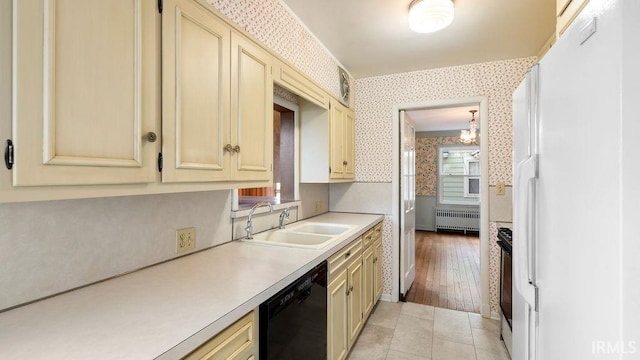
161, 0, 272, 183
328, 238, 363, 360
11, 0, 160, 186
362, 234, 375, 319
363, 222, 383, 320
184, 310, 257, 360
328, 268, 349, 360
373, 223, 384, 301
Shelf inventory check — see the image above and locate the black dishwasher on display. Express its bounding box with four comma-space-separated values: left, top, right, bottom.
259, 261, 327, 360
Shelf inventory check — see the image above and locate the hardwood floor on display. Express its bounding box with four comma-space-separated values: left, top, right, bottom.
405, 231, 481, 313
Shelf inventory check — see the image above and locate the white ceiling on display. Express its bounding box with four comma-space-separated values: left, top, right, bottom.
280, 0, 556, 79
406, 105, 480, 132
280, 0, 554, 130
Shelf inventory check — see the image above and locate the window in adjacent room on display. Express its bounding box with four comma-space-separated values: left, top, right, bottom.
438, 145, 480, 205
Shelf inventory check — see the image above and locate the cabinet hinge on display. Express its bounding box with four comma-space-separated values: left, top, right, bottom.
157, 152, 163, 172
4, 139, 14, 170
158, 0, 163, 13
329, 166, 331, 174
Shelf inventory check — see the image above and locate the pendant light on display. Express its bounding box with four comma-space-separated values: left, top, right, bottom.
409, 0, 455, 33
460, 110, 478, 145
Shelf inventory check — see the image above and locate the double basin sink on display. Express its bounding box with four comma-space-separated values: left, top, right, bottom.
245, 222, 354, 249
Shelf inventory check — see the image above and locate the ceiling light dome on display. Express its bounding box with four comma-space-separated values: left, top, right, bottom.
409, 0, 454, 33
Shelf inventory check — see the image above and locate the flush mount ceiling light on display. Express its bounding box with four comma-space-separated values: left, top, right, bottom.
409, 0, 455, 33
460, 110, 478, 145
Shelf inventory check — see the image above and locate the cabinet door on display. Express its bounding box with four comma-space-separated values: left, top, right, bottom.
329, 101, 346, 179
184, 310, 256, 360
347, 254, 364, 349
343, 108, 355, 179
12, 0, 160, 186
374, 238, 384, 301
328, 269, 349, 360
161, 0, 230, 183
362, 246, 375, 319
230, 32, 273, 181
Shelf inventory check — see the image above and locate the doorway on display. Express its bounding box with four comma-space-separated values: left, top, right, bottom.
392, 97, 492, 318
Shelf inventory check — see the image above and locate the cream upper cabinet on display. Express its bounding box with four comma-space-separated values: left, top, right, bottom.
11, 0, 160, 186
161, 2, 272, 184
230, 31, 273, 182
330, 100, 355, 180
273, 58, 330, 109
161, 0, 231, 183
300, 98, 355, 183
556, 0, 590, 37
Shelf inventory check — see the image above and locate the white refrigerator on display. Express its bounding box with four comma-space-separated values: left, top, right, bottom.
512, 0, 640, 359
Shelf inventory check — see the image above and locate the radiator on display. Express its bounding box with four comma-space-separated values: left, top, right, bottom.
435, 207, 480, 233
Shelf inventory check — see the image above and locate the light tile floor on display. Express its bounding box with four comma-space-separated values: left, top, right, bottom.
347, 302, 510, 360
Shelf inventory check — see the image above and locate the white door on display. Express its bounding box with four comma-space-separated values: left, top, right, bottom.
399, 110, 416, 296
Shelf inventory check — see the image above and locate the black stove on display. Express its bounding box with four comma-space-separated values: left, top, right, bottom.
497, 227, 512, 255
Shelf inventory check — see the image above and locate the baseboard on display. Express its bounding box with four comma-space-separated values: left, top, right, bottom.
481, 304, 492, 318
416, 225, 435, 232
379, 293, 393, 302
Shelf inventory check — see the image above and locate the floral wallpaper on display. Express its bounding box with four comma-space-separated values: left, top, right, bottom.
202, 0, 528, 312
205, 0, 354, 109
356, 58, 534, 312
416, 136, 465, 196
354, 57, 535, 186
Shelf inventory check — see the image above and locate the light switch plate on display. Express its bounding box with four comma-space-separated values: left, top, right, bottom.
496, 182, 505, 196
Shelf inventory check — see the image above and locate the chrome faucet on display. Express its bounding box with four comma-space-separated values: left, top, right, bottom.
245, 202, 273, 240
279, 207, 291, 229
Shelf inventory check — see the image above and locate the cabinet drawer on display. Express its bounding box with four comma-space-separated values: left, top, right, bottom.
373, 222, 383, 240
328, 238, 363, 278
184, 310, 256, 360
362, 229, 374, 249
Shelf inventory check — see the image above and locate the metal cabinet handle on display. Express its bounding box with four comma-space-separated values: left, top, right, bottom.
343, 160, 348, 166
224, 144, 233, 153
345, 251, 351, 259
146, 132, 157, 143
233, 145, 240, 153
350, 285, 354, 292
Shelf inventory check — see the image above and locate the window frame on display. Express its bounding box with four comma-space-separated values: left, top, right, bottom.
437, 145, 480, 206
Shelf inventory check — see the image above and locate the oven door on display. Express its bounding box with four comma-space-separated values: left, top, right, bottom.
499, 243, 513, 328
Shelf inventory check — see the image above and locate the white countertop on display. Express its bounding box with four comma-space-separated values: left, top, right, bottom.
0, 212, 383, 359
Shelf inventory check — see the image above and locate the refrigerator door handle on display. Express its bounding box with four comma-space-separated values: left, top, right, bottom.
514, 155, 537, 309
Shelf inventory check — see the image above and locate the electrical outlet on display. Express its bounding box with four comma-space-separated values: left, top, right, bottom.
496, 182, 505, 196
315, 200, 323, 213
176, 227, 196, 253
